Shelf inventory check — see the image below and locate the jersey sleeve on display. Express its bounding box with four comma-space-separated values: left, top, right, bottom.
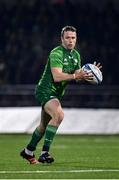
50, 52, 63, 68
75, 52, 81, 70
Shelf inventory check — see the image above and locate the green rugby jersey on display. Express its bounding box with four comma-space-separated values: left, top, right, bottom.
37, 45, 81, 97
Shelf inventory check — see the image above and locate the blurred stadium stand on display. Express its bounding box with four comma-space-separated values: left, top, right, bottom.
0, 0, 119, 108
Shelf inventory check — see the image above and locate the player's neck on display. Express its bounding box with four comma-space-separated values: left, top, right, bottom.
61, 44, 73, 53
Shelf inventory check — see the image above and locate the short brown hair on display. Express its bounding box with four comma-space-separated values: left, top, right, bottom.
61, 26, 77, 37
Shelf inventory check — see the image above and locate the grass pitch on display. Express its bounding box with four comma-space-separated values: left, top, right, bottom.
0, 134, 119, 179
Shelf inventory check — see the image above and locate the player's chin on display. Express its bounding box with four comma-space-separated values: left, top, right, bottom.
67, 45, 74, 50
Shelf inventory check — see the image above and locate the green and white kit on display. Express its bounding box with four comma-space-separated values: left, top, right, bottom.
35, 45, 81, 106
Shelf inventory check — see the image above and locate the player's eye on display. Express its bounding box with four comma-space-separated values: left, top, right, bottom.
72, 37, 76, 39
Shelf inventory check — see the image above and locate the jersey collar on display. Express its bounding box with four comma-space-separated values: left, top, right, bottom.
61, 45, 74, 54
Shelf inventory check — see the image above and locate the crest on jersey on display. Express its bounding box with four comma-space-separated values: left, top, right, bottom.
64, 58, 68, 65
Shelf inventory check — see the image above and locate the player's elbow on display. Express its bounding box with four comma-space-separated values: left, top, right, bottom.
53, 77, 61, 82
52, 74, 62, 82
52, 72, 62, 82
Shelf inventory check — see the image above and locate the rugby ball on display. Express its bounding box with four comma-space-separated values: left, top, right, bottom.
82, 63, 103, 84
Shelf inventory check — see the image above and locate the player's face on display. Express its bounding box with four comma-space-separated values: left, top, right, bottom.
61, 31, 77, 50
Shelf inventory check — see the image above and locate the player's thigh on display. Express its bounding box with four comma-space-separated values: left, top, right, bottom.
44, 98, 64, 119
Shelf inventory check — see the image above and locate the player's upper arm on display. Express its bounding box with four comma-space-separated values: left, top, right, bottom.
50, 52, 63, 68
51, 67, 62, 77
49, 51, 63, 82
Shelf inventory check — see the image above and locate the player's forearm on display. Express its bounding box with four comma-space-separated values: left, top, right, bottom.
52, 72, 75, 82
51, 67, 88, 82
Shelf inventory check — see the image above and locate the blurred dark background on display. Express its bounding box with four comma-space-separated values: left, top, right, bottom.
0, 0, 119, 108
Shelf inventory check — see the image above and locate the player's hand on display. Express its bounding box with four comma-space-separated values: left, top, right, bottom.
93, 61, 102, 70
75, 69, 93, 81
